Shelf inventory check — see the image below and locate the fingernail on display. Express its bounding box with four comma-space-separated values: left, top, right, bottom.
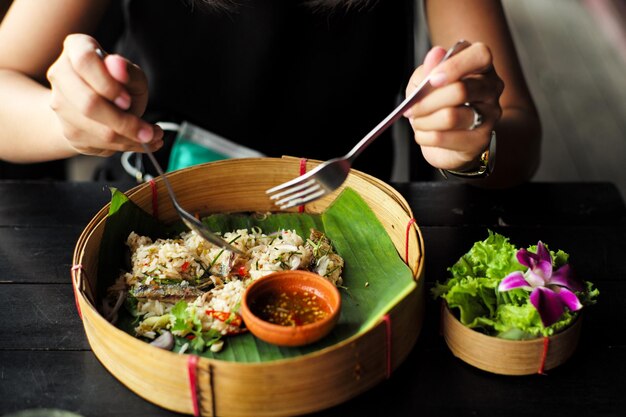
114, 92, 131, 110
138, 126, 153, 143
429, 72, 447, 87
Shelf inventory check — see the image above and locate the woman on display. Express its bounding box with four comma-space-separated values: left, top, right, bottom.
0, 0, 540, 187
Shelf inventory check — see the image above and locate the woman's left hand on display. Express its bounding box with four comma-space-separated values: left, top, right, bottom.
404, 42, 504, 172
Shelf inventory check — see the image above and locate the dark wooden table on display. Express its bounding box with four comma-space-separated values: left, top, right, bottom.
1, 180, 624, 417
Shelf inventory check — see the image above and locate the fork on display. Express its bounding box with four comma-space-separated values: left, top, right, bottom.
95, 47, 243, 254
141, 144, 244, 255
267, 40, 471, 209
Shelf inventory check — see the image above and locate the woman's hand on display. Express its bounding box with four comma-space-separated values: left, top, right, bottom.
404, 42, 504, 172
46, 34, 163, 157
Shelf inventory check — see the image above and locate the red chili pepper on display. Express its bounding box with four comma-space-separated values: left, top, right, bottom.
206, 309, 243, 327
237, 266, 248, 277
181, 261, 190, 272
185, 334, 196, 340
206, 309, 229, 322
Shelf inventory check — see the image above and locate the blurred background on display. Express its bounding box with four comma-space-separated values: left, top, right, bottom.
1, 0, 625, 199
505, 0, 626, 200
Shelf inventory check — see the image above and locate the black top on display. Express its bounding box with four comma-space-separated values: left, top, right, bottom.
110, 0, 415, 179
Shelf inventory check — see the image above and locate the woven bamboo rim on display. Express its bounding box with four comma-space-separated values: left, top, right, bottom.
441, 304, 582, 376
72, 157, 425, 416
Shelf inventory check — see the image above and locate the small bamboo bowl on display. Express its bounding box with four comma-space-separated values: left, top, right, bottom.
441, 304, 582, 375
72, 157, 425, 417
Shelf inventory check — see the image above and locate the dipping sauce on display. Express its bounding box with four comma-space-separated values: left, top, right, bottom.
241, 271, 342, 346
251, 289, 330, 326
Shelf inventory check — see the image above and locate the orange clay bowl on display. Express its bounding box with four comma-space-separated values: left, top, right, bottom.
241, 270, 342, 347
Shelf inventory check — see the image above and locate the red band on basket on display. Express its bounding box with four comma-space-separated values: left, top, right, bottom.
149, 179, 159, 219
298, 158, 308, 213
538, 336, 550, 375
383, 314, 392, 379
188, 354, 200, 416
404, 218, 416, 265
70, 264, 83, 319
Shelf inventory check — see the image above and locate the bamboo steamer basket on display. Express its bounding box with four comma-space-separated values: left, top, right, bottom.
72, 157, 425, 416
441, 304, 582, 376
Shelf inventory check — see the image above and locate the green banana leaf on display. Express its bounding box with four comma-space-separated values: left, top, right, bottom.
98, 187, 416, 362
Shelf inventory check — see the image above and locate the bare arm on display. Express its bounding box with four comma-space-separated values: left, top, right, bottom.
409, 0, 541, 187
0, 0, 105, 161
0, 0, 161, 163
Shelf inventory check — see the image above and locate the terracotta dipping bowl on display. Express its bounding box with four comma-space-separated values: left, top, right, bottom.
241, 270, 342, 347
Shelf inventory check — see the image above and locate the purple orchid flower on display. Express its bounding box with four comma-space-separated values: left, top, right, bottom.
498, 241, 583, 327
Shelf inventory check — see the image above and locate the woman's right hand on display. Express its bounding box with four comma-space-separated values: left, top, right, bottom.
46, 34, 163, 157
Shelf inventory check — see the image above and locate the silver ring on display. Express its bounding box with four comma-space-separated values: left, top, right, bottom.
464, 102, 483, 130
95, 48, 107, 59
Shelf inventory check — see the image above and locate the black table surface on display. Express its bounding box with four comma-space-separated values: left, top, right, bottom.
1, 180, 624, 417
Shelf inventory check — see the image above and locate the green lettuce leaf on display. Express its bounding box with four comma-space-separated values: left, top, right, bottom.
432, 230, 589, 340
432, 230, 523, 327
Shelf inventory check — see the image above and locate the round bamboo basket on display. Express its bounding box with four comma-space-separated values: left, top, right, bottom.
441, 304, 582, 376
72, 157, 425, 416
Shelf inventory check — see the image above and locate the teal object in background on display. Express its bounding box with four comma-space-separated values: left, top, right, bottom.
168, 136, 228, 171
165, 121, 264, 172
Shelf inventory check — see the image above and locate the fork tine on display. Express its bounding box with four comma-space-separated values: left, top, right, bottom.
268, 179, 317, 200
141, 143, 244, 254
278, 188, 327, 209
267, 42, 471, 208
274, 183, 322, 206
266, 170, 316, 194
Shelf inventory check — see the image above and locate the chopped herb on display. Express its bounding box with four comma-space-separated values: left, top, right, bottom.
209, 249, 226, 269
324, 265, 340, 277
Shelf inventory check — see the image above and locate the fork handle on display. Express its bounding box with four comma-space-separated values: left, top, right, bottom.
345, 40, 471, 162
141, 143, 179, 209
